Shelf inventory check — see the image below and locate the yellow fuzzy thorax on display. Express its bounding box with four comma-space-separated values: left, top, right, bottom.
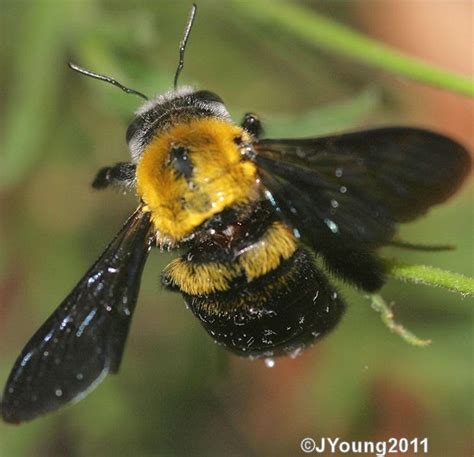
136, 117, 258, 242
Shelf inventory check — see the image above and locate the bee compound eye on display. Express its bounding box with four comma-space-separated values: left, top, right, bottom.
126, 116, 144, 144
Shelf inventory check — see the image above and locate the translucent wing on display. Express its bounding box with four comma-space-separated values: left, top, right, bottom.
254, 127, 470, 291
1, 209, 153, 423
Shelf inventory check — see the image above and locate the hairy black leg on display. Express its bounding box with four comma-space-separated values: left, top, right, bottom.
92, 162, 136, 190
241, 113, 263, 138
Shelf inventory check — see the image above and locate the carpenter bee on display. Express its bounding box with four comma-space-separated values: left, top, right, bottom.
1, 4, 470, 423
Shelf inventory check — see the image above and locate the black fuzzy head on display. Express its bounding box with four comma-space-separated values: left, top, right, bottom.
126, 87, 230, 162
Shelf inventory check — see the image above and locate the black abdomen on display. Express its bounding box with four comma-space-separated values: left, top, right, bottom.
162, 202, 345, 358
183, 247, 345, 358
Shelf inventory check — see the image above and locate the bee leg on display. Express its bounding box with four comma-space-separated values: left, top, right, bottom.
92, 162, 136, 190
241, 113, 263, 138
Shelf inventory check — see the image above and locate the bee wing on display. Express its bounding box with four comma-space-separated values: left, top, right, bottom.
1, 208, 153, 423
254, 127, 470, 290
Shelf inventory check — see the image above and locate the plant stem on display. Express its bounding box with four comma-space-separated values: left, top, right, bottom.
235, 0, 474, 97
370, 294, 431, 347
386, 260, 474, 297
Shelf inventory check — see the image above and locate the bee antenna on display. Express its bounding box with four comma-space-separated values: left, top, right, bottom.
174, 3, 197, 90
68, 62, 149, 101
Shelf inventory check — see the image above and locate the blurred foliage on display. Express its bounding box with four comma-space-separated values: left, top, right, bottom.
236, 0, 474, 96
0, 1, 472, 457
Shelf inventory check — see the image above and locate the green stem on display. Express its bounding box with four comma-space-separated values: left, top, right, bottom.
386, 260, 474, 297
235, 0, 474, 97
370, 294, 431, 347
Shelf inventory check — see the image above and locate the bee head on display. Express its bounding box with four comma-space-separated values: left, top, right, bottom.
126, 88, 231, 162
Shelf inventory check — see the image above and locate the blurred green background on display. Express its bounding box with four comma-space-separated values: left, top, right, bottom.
0, 1, 472, 456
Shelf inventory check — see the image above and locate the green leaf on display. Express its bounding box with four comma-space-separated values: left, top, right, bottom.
263, 86, 381, 137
